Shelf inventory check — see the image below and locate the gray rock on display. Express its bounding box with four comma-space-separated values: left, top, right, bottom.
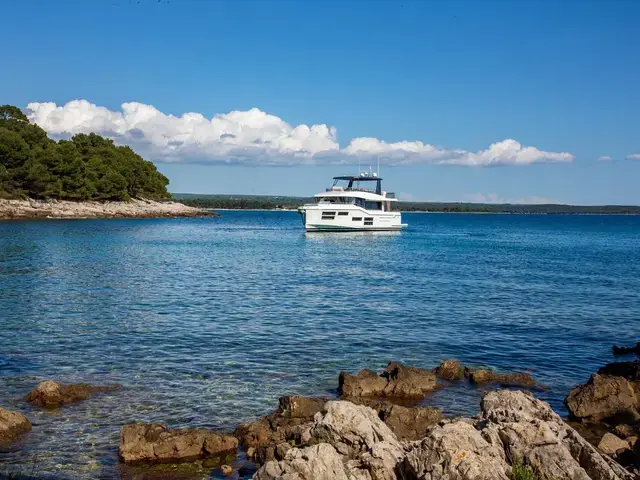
481, 390, 635, 480
402, 421, 510, 480
311, 400, 400, 456
254, 391, 635, 480
254, 443, 350, 480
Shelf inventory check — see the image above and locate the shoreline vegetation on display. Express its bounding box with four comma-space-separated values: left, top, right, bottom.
175, 194, 640, 215
0, 104, 214, 220
1, 349, 639, 479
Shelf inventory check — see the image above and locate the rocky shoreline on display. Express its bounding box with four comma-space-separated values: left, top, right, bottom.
1, 351, 639, 479
0, 198, 216, 220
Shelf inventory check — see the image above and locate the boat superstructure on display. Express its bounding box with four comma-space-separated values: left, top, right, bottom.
298, 173, 407, 231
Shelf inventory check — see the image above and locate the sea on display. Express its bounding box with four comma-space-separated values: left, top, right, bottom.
1, 211, 639, 479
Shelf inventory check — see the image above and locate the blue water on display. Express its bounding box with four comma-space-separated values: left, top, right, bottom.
1, 211, 639, 479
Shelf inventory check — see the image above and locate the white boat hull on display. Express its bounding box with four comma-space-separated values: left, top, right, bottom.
298, 205, 406, 232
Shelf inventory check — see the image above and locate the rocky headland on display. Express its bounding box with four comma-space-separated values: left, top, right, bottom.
2, 354, 640, 479
0, 198, 216, 220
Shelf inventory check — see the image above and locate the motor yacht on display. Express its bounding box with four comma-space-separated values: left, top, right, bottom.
298, 172, 406, 231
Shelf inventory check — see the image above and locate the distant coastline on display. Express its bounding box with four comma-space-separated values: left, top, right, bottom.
174, 194, 640, 215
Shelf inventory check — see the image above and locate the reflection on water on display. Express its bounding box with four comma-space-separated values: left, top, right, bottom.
1, 211, 639, 479
305, 230, 402, 240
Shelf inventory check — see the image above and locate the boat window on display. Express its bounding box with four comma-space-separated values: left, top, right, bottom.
355, 198, 365, 208
364, 201, 382, 210
318, 196, 353, 204
338, 212, 348, 216
352, 217, 362, 221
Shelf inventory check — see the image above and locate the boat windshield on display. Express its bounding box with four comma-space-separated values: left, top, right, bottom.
317, 196, 354, 205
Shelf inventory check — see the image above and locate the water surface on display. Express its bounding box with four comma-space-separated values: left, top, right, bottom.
1, 212, 639, 478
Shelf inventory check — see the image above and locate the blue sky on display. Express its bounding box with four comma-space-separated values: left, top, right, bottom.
3, 0, 640, 204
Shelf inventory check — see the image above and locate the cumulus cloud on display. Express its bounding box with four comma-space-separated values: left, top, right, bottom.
26, 100, 575, 167
597, 155, 613, 161
626, 154, 640, 160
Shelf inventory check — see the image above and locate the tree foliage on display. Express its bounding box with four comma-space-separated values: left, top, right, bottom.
0, 105, 170, 201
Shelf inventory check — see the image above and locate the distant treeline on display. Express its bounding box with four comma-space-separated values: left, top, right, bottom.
175, 194, 640, 215
0, 105, 170, 201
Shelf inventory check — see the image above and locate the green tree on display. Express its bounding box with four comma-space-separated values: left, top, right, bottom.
0, 105, 28, 122
0, 105, 171, 201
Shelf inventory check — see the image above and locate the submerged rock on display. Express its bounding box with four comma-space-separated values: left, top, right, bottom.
468, 368, 536, 387
435, 359, 464, 381
598, 361, 640, 381
613, 343, 640, 356
119, 423, 237, 463
338, 362, 437, 399
0, 407, 32, 445
25, 380, 120, 408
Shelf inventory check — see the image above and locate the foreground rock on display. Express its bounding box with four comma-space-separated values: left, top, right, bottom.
565, 361, 640, 473
599, 432, 631, 456
376, 403, 442, 441
235, 396, 327, 464
119, 424, 237, 463
0, 407, 32, 445
254, 390, 633, 480
25, 380, 120, 408
565, 371, 639, 423
0, 198, 215, 220
339, 362, 437, 399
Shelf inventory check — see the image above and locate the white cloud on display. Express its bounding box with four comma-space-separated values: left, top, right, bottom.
26, 100, 575, 167
626, 154, 640, 160
597, 155, 613, 161
464, 193, 559, 204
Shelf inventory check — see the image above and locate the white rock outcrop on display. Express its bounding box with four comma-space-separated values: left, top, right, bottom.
253, 390, 635, 480
0, 198, 213, 219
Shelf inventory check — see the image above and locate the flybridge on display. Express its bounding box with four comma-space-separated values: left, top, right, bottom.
330, 174, 383, 195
